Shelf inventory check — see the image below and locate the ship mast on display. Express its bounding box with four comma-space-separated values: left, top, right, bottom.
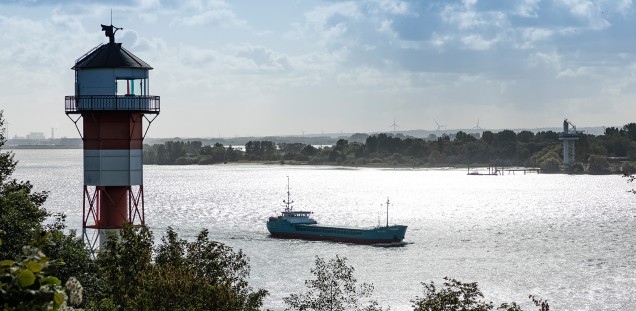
283, 176, 294, 212
386, 197, 390, 227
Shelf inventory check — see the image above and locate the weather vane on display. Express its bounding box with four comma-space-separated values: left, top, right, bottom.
101, 10, 122, 44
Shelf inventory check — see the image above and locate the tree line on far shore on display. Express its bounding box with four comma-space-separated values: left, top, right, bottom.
143, 123, 636, 174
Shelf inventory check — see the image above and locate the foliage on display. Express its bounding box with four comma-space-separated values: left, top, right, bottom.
144, 141, 242, 165
0, 229, 83, 310
454, 131, 477, 143
411, 277, 494, 311
516, 131, 534, 143
90, 224, 267, 311
529, 147, 562, 173
0, 111, 88, 310
90, 224, 154, 310
528, 295, 550, 311
411, 277, 550, 311
197, 143, 241, 164
570, 162, 585, 174
245, 140, 279, 161
539, 157, 561, 173
44, 213, 97, 306
0, 110, 50, 260
284, 255, 384, 311
588, 154, 610, 174
0, 180, 49, 260
621, 162, 636, 175
154, 227, 268, 310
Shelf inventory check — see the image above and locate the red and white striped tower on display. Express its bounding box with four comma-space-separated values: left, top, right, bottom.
65, 24, 160, 250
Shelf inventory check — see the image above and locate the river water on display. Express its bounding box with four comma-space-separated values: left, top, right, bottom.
10, 149, 636, 310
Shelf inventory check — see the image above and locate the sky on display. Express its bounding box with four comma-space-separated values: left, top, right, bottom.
1, 0, 636, 139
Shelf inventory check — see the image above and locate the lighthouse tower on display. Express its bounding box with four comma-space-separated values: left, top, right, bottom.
64, 24, 160, 249
559, 119, 579, 171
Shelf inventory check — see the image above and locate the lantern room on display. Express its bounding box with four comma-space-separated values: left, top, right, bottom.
65, 24, 159, 113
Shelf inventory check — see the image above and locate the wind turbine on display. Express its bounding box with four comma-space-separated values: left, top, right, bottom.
389, 119, 399, 134
472, 117, 483, 132
434, 119, 446, 131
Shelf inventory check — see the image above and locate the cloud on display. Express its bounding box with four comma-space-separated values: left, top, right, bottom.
171, 8, 246, 27
558, 0, 596, 17
336, 66, 410, 89
514, 0, 541, 17
234, 45, 291, 72
377, 19, 395, 36
300, 1, 362, 46
614, 0, 633, 11
429, 32, 453, 50
133, 37, 167, 52
372, 0, 412, 16
441, 4, 485, 30
556, 0, 611, 30
462, 34, 497, 50
515, 27, 554, 49
528, 50, 562, 68
557, 67, 591, 78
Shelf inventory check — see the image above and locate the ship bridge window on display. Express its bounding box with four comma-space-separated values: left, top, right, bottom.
116, 78, 148, 96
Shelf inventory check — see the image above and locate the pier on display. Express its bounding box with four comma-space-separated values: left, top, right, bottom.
468, 165, 540, 175
504, 168, 540, 174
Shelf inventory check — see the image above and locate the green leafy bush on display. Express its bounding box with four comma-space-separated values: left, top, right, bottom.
284, 255, 384, 311
89, 225, 267, 311
0, 230, 83, 310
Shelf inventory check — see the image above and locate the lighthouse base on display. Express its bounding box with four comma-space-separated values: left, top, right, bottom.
82, 185, 145, 255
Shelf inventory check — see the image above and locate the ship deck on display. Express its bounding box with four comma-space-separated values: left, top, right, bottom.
296, 223, 378, 231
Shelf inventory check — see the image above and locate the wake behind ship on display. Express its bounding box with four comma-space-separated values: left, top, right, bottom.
266, 178, 407, 244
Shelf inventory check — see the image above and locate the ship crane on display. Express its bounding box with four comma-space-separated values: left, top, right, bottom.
559, 119, 580, 171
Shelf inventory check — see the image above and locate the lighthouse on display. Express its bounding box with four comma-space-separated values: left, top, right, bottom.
559, 119, 579, 171
64, 24, 160, 250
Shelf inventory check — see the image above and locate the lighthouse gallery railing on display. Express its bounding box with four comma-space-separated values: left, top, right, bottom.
65, 95, 160, 114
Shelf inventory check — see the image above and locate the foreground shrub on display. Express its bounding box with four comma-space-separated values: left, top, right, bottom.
284, 255, 385, 311
0, 230, 83, 310
90, 225, 267, 311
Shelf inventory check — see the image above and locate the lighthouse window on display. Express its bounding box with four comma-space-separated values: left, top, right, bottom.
116, 78, 147, 96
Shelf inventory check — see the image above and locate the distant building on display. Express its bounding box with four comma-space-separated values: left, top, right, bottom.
26, 132, 45, 139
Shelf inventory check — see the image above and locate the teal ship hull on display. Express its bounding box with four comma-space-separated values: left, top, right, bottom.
267, 216, 407, 244
268, 178, 407, 244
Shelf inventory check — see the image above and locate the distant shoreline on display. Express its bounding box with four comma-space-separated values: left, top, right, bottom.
7, 147, 625, 175
5, 145, 82, 149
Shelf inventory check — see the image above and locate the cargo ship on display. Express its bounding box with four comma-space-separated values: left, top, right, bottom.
266, 178, 407, 244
